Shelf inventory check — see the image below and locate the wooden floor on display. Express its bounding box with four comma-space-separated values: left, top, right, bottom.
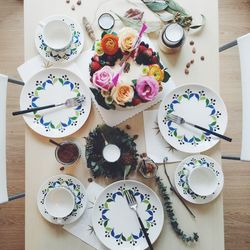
0, 0, 249, 249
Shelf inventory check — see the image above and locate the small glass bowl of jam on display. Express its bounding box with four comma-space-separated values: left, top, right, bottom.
55, 141, 81, 166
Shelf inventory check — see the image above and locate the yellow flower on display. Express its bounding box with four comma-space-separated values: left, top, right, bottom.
94, 41, 104, 56
111, 83, 134, 106
141, 66, 149, 75
148, 64, 164, 82
118, 27, 138, 53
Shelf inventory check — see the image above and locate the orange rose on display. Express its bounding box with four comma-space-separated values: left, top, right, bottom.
101, 34, 119, 55
111, 83, 134, 106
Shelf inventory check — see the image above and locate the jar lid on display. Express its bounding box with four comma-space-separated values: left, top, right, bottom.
98, 13, 115, 30
164, 23, 184, 45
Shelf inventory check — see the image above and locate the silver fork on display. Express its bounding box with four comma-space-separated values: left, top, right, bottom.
124, 190, 154, 250
167, 113, 232, 142
12, 95, 85, 116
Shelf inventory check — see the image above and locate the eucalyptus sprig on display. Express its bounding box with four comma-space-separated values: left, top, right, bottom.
155, 176, 199, 243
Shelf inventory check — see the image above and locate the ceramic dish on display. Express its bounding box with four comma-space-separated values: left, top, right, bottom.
92, 180, 164, 250
174, 155, 224, 204
35, 15, 84, 63
37, 174, 87, 225
20, 68, 91, 138
158, 84, 228, 153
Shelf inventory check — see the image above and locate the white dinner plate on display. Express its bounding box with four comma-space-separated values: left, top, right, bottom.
20, 68, 91, 138
175, 155, 224, 204
92, 180, 164, 250
158, 84, 228, 153
37, 174, 87, 225
35, 15, 84, 63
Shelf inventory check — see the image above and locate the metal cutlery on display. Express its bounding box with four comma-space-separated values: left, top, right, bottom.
167, 113, 232, 142
12, 95, 85, 116
124, 190, 154, 250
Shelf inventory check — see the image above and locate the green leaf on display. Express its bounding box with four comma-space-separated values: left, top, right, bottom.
132, 79, 137, 85
106, 227, 112, 232
103, 220, 109, 227
144, 1, 169, 12
104, 202, 109, 209
201, 134, 205, 140
113, 12, 141, 30
166, 0, 188, 16
90, 88, 115, 110
124, 165, 131, 180
163, 70, 170, 82
121, 235, 126, 241
36, 87, 43, 90
127, 235, 132, 241
173, 130, 177, 137
50, 123, 55, 129
200, 96, 206, 101
59, 78, 64, 85
70, 116, 78, 120
205, 99, 209, 106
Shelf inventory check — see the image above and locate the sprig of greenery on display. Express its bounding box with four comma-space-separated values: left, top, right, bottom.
155, 176, 199, 243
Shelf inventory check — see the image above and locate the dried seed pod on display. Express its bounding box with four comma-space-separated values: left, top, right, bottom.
66, 0, 70, 3
88, 177, 93, 183
133, 134, 139, 140
77, 0, 81, 5
125, 124, 131, 130
60, 166, 65, 171
190, 59, 194, 64
185, 68, 189, 75
192, 47, 196, 54
71, 4, 75, 11
190, 40, 194, 46
82, 17, 96, 41
186, 62, 191, 68
201, 56, 205, 61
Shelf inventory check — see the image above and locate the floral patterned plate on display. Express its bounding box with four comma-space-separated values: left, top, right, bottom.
37, 174, 87, 225
158, 84, 228, 153
174, 155, 224, 204
92, 180, 164, 250
20, 68, 91, 138
35, 15, 84, 63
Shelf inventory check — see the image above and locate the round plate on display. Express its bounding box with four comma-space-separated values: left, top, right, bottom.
174, 155, 224, 204
92, 180, 164, 250
37, 174, 87, 225
35, 15, 84, 63
158, 84, 228, 153
20, 68, 91, 138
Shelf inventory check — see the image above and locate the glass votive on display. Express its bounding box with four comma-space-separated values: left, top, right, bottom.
159, 23, 185, 54
138, 157, 158, 178
55, 141, 81, 166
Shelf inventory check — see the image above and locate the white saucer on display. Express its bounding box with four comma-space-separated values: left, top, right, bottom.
35, 15, 84, 63
37, 174, 87, 225
174, 155, 224, 204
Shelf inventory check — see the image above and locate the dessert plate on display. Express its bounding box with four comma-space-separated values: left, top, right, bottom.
20, 68, 91, 138
35, 15, 84, 63
158, 84, 228, 153
174, 155, 224, 204
37, 174, 87, 225
92, 180, 164, 250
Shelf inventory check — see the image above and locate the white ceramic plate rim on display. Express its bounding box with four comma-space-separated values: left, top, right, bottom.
92, 180, 164, 250
158, 83, 228, 153
37, 174, 87, 225
35, 15, 84, 63
20, 68, 91, 138
174, 154, 224, 204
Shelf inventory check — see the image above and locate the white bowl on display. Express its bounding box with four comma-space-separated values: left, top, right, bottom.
188, 166, 218, 196
44, 187, 75, 218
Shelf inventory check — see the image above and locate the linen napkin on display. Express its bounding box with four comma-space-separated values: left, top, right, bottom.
76, 48, 175, 127
63, 182, 108, 250
0, 74, 8, 204
143, 110, 190, 163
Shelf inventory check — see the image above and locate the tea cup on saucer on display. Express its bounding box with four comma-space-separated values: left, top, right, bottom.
40, 19, 72, 51
188, 166, 218, 196
44, 186, 75, 224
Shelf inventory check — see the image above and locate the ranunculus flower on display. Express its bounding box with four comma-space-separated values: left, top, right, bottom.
148, 64, 164, 82
111, 83, 134, 106
101, 34, 119, 55
135, 76, 159, 101
92, 66, 114, 91
118, 27, 138, 53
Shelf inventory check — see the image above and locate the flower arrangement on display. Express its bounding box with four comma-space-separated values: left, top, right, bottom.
89, 27, 170, 110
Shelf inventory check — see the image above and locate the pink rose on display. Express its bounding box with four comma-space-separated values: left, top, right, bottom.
92, 66, 114, 91
135, 76, 159, 101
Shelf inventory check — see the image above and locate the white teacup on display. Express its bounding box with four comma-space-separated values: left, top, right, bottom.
40, 19, 72, 51
188, 166, 218, 196
44, 187, 75, 222
102, 144, 121, 163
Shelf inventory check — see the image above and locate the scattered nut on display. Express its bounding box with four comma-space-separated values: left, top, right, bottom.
186, 62, 191, 68
190, 59, 194, 64
125, 124, 131, 130
77, 0, 81, 5
133, 134, 139, 140
185, 68, 189, 75
192, 47, 196, 54
190, 40, 194, 46
60, 166, 65, 171
201, 56, 205, 61
140, 153, 147, 158
88, 177, 93, 183
71, 4, 75, 10
66, 0, 70, 3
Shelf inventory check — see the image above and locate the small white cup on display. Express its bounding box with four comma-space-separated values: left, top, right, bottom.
102, 144, 121, 163
40, 19, 72, 51
44, 187, 75, 222
188, 166, 218, 196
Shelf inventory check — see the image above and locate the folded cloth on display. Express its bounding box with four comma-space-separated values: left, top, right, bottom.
0, 74, 8, 204
63, 182, 108, 250
143, 110, 190, 163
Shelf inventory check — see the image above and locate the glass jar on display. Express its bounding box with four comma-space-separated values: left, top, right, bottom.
138, 157, 158, 178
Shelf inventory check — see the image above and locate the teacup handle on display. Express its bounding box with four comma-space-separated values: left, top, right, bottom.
39, 21, 46, 28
